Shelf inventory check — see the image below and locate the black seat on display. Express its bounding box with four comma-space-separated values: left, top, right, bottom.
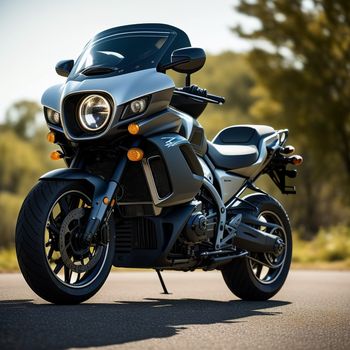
207, 125, 275, 170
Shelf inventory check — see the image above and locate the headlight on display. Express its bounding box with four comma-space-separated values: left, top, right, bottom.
46, 108, 61, 125
121, 96, 150, 120
130, 98, 147, 114
78, 94, 111, 131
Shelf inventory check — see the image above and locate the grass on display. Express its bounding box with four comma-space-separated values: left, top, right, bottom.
0, 248, 19, 272
1, 226, 349, 272
292, 225, 350, 269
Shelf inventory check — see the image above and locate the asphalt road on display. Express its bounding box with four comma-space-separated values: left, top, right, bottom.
0, 270, 349, 350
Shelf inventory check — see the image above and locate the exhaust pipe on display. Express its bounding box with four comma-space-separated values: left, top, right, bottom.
233, 216, 284, 254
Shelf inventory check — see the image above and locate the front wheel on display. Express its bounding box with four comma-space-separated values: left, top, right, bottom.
16, 180, 115, 304
221, 194, 292, 301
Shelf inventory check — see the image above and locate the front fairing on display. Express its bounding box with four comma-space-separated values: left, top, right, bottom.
41, 23, 191, 141
41, 68, 175, 141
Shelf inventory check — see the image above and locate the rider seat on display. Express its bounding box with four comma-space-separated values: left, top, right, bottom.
207, 125, 275, 170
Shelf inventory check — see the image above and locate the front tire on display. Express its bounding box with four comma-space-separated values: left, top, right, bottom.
221, 194, 292, 301
15, 180, 115, 304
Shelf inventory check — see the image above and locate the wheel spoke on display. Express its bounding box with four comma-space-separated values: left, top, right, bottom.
256, 264, 263, 278
47, 222, 60, 236
54, 259, 64, 274
47, 246, 54, 260
64, 266, 72, 283
44, 190, 106, 288
58, 197, 70, 216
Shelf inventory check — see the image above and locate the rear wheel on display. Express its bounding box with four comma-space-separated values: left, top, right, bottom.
221, 194, 292, 300
16, 180, 115, 304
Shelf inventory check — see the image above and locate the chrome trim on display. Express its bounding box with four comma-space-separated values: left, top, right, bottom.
142, 156, 173, 205
78, 94, 111, 131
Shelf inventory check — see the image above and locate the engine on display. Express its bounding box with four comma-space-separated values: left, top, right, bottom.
183, 200, 216, 243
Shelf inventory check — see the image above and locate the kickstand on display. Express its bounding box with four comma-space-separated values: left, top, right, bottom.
155, 269, 171, 294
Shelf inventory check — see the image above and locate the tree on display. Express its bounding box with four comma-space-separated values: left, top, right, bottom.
5, 100, 41, 139
233, 0, 350, 235
170, 52, 258, 138
234, 0, 350, 179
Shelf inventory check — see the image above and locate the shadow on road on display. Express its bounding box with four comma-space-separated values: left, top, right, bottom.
0, 298, 290, 349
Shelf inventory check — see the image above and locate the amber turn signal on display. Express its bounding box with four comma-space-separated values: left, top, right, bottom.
50, 150, 63, 160
127, 148, 144, 161
290, 155, 303, 165
46, 131, 56, 143
103, 197, 109, 205
128, 123, 140, 135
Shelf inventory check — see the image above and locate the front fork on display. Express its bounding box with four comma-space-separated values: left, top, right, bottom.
82, 141, 139, 244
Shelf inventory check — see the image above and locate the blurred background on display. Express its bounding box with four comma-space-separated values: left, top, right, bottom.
0, 0, 349, 271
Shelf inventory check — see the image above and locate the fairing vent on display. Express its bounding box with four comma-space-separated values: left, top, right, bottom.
180, 144, 203, 176
115, 217, 157, 254
148, 156, 172, 198
119, 162, 152, 202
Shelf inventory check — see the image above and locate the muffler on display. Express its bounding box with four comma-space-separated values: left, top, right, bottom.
233, 215, 285, 254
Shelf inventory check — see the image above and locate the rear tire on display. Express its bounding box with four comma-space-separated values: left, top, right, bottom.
15, 180, 115, 304
221, 194, 292, 301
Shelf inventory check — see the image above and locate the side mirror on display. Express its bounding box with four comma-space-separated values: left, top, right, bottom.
171, 47, 206, 74
55, 60, 74, 77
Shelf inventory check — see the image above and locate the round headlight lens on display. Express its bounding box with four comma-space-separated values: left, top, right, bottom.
130, 98, 147, 114
47, 108, 61, 124
78, 95, 111, 131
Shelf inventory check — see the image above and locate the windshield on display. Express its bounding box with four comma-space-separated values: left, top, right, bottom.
70, 33, 170, 77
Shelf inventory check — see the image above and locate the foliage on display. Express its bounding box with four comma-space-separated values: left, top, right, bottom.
0, 130, 45, 195
0, 100, 62, 248
234, 0, 350, 235
170, 52, 258, 138
293, 226, 350, 266
5, 100, 41, 139
0, 192, 23, 247
0, 248, 19, 272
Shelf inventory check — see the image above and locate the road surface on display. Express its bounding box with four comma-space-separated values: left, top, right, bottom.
0, 270, 349, 350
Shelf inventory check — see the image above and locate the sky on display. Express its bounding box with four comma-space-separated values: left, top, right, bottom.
0, 0, 257, 120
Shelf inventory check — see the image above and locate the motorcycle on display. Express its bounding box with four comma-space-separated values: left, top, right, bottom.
15, 23, 302, 304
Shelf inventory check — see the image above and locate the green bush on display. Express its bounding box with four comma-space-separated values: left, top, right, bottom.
293, 226, 350, 263
0, 192, 23, 247
0, 131, 45, 195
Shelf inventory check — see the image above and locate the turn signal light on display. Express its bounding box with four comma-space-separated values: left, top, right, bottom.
50, 150, 63, 160
290, 155, 303, 165
128, 123, 140, 135
46, 131, 56, 143
127, 148, 144, 162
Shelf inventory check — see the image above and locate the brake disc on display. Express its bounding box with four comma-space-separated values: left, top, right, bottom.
59, 208, 103, 273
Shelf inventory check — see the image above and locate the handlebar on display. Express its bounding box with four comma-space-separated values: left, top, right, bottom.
206, 93, 225, 104
174, 86, 225, 105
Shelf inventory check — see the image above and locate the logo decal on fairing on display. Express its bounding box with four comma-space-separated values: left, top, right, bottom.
161, 136, 183, 148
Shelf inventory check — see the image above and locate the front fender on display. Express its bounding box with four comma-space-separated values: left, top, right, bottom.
40, 168, 107, 197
